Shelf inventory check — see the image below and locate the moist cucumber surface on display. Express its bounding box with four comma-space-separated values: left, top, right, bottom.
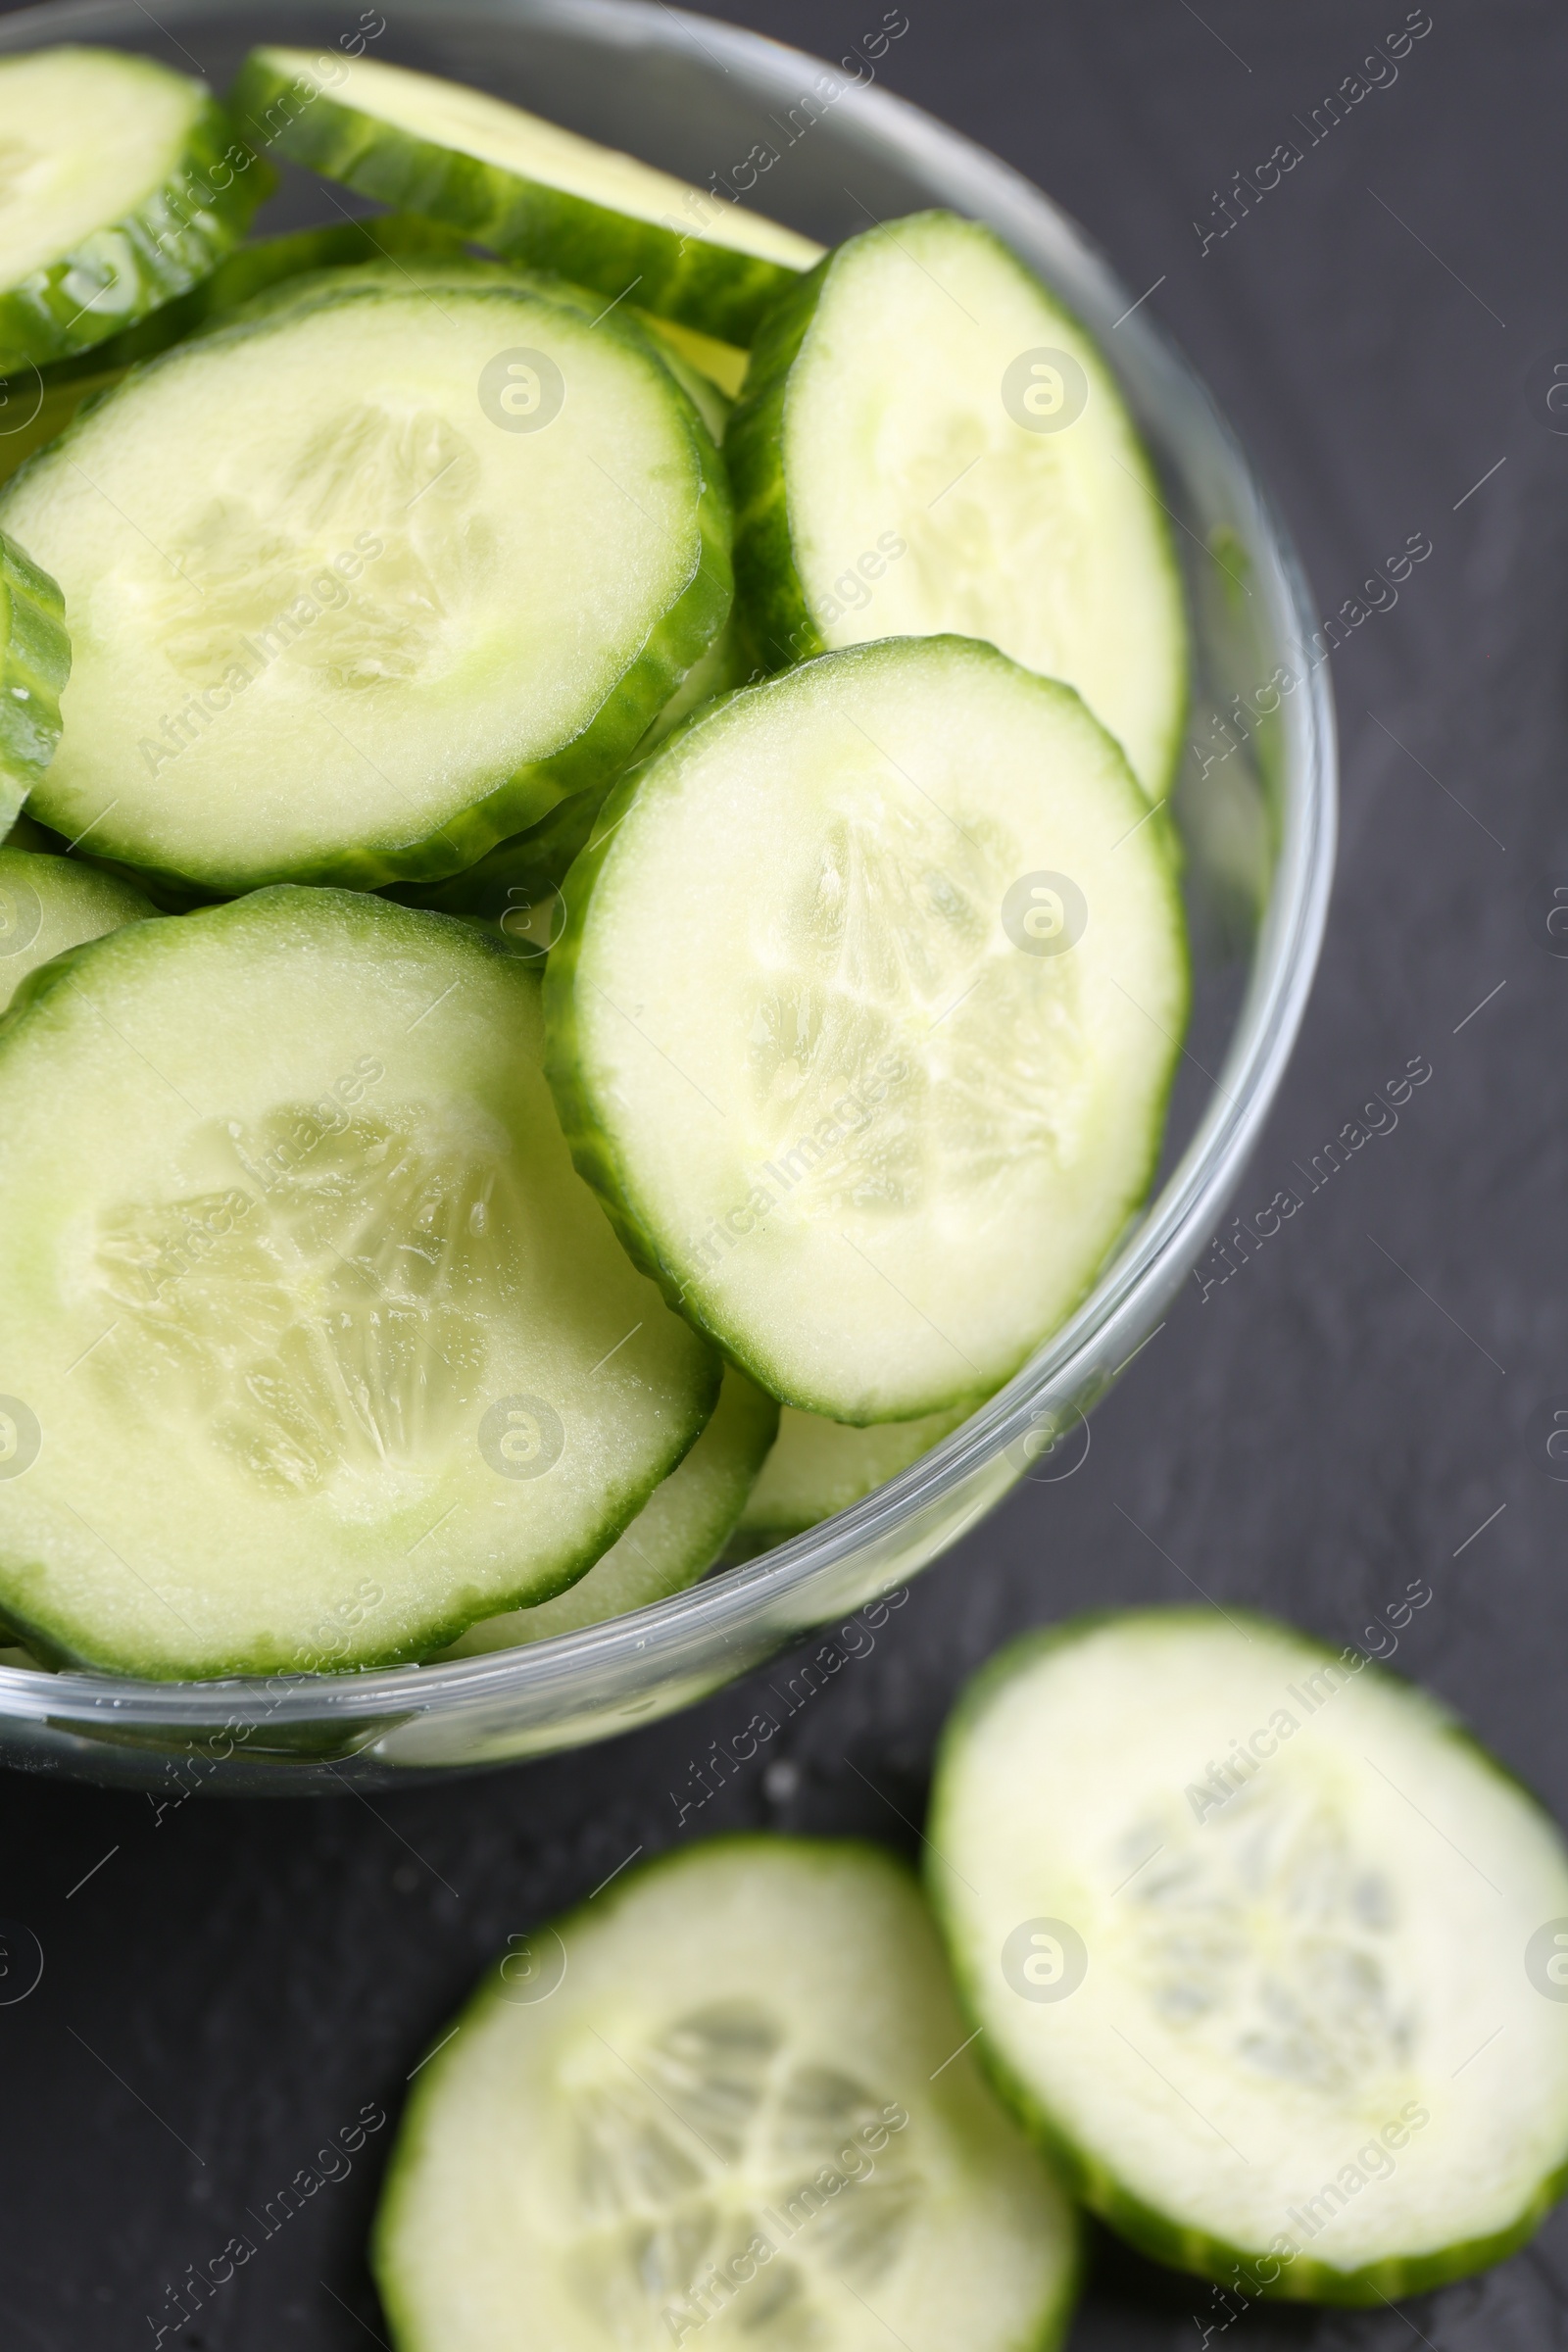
372, 1837, 1079, 2352
0, 888, 717, 1679
546, 635, 1188, 1422
0, 262, 731, 893
443, 1365, 777, 1652
0, 845, 152, 1012
0, 522, 67, 833
0, 47, 270, 374
731, 1400, 971, 1555
728, 210, 1187, 802
927, 1610, 1568, 2302
232, 46, 823, 344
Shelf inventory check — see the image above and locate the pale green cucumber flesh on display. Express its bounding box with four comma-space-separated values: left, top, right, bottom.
0, 844, 153, 1012
927, 1609, 1568, 2302
0, 888, 718, 1679
727, 211, 1188, 803
545, 636, 1189, 1422
0, 266, 731, 892
0, 521, 68, 832
442, 1363, 777, 1651
371, 1837, 1080, 2352
729, 1400, 971, 1557
0, 47, 272, 373
230, 47, 822, 344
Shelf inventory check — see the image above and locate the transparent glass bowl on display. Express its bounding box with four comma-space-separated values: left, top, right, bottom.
0, 0, 1336, 1789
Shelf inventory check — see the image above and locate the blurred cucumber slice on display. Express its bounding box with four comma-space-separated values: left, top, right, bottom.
0, 47, 270, 374
0, 845, 152, 1014
372, 1838, 1080, 2351
230, 45, 821, 343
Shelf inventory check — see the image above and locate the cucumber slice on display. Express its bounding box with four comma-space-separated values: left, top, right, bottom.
0, 263, 731, 895
728, 211, 1188, 802
638, 312, 749, 402
731, 1401, 971, 1557
0, 888, 717, 1679
442, 1365, 777, 1652
0, 845, 152, 1013
372, 1837, 1079, 2352
230, 47, 823, 345
636, 615, 748, 752
928, 1610, 1568, 2303
546, 636, 1188, 1422
0, 48, 270, 375
637, 326, 731, 446
0, 525, 67, 836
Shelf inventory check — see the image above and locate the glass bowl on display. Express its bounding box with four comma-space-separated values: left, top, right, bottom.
0, 0, 1336, 1789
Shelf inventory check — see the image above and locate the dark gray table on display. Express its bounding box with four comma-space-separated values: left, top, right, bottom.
4, 2, 1564, 2345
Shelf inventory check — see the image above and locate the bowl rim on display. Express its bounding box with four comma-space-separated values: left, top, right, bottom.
0, 0, 1337, 1728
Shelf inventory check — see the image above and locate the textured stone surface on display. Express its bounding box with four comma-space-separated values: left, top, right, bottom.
2, 1, 1565, 2345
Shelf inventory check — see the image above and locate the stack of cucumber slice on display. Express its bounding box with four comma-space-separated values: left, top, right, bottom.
0, 38, 1191, 1677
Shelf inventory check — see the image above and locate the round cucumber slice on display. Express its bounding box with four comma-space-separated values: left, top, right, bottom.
230, 47, 822, 346
0, 524, 68, 836
0, 845, 152, 1013
728, 210, 1188, 803
927, 1609, 1568, 2303
546, 635, 1188, 1422
0, 263, 731, 895
0, 888, 717, 1679
730, 1400, 971, 1557
0, 48, 272, 375
371, 1836, 1079, 2352
441, 1365, 777, 1653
